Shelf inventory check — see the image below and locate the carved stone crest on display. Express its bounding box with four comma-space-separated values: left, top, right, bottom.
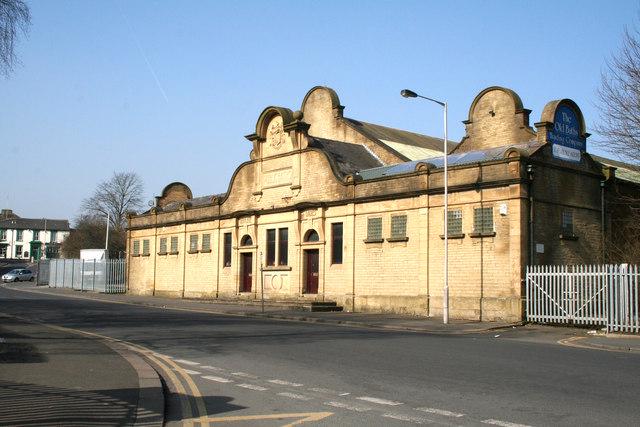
267, 116, 285, 150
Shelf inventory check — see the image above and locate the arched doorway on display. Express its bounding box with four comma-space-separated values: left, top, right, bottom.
239, 235, 253, 293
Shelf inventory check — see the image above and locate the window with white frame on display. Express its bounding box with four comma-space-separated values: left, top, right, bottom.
16, 230, 23, 241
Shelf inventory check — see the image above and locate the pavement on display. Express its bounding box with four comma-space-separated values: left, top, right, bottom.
1, 282, 638, 426
0, 309, 164, 426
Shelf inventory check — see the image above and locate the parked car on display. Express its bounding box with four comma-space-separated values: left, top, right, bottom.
1, 269, 34, 282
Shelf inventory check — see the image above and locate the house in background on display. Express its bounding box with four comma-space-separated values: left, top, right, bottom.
0, 209, 71, 260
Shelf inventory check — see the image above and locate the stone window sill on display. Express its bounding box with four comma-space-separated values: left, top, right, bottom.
387, 236, 409, 242
469, 231, 496, 238
263, 265, 292, 271
559, 234, 578, 241
363, 238, 384, 244
132, 254, 140, 257
187, 250, 199, 254
157, 252, 168, 256
439, 233, 465, 239
200, 249, 212, 253
141, 253, 150, 257
169, 251, 179, 255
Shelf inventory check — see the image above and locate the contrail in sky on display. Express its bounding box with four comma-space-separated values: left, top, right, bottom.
116, 2, 169, 104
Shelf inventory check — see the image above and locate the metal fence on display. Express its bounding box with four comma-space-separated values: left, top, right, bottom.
45, 259, 126, 294
526, 264, 639, 333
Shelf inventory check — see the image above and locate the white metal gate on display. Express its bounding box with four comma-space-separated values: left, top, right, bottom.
526, 264, 639, 333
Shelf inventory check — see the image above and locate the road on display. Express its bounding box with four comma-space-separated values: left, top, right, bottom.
1, 285, 639, 427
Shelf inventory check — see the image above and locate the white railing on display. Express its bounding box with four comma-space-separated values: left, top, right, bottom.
47, 259, 126, 294
526, 264, 639, 333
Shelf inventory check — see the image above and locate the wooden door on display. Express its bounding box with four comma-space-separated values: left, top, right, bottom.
305, 249, 319, 294
240, 253, 252, 293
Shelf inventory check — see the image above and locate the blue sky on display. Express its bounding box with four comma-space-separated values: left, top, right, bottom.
1, 0, 638, 220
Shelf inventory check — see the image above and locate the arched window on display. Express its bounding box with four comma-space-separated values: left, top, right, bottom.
240, 235, 253, 246
304, 229, 319, 242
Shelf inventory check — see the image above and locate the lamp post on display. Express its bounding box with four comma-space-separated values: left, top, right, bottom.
401, 89, 449, 324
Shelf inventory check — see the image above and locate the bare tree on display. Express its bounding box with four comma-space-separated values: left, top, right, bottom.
0, 0, 31, 77
81, 172, 144, 231
595, 25, 640, 164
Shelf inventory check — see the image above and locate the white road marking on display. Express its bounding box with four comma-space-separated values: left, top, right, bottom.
383, 413, 430, 424
416, 407, 465, 418
174, 359, 200, 366
482, 419, 532, 427
202, 375, 233, 383
231, 372, 258, 379
324, 401, 371, 412
278, 392, 311, 401
201, 365, 223, 371
269, 379, 303, 387
236, 383, 268, 391
309, 387, 348, 395
356, 396, 404, 406
183, 369, 201, 375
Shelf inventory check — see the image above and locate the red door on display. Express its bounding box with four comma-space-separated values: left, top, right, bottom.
240, 253, 252, 293
305, 250, 319, 294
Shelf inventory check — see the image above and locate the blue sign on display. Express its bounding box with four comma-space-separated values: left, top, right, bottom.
548, 105, 586, 152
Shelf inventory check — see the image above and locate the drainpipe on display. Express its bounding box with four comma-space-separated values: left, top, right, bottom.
601, 180, 606, 263
527, 164, 535, 266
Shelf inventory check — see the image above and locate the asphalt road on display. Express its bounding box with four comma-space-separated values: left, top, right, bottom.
1, 286, 639, 427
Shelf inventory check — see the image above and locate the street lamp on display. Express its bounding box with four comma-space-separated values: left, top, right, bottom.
401, 88, 449, 324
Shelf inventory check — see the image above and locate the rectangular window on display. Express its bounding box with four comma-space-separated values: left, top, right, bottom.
189, 234, 198, 252
367, 217, 383, 241
448, 210, 463, 235
201, 234, 211, 252
473, 207, 494, 234
223, 233, 232, 267
390, 215, 407, 238
278, 228, 288, 266
15, 245, 22, 257
170, 236, 179, 254
133, 240, 140, 256
159, 237, 167, 254
32, 230, 39, 241
142, 239, 150, 255
16, 230, 23, 241
331, 222, 343, 264
50, 231, 57, 242
266, 229, 276, 266
0, 229, 6, 240
562, 211, 574, 235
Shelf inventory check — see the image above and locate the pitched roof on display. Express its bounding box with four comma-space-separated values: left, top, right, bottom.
0, 218, 70, 231
358, 141, 544, 181
343, 118, 458, 161
590, 154, 640, 184
309, 137, 383, 177
159, 193, 225, 213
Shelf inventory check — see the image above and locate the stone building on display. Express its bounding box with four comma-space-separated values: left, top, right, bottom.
126, 86, 635, 321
